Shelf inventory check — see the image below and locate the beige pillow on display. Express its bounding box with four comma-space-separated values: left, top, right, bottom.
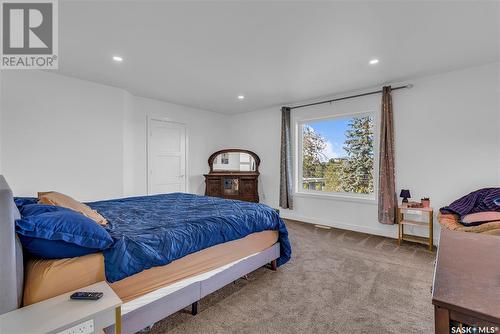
462, 211, 500, 226
37, 191, 108, 225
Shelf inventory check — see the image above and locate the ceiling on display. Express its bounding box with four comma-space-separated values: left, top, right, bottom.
57, 1, 500, 114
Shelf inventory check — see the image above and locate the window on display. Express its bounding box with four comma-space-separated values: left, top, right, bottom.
298, 113, 375, 197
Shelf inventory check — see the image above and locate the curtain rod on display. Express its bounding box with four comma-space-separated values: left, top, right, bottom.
288, 84, 413, 110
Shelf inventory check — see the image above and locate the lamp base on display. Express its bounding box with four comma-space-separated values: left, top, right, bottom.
402, 198, 409, 203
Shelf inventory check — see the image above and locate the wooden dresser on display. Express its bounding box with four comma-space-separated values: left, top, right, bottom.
204, 149, 260, 203
432, 229, 500, 333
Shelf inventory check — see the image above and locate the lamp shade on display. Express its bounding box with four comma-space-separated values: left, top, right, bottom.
400, 189, 411, 199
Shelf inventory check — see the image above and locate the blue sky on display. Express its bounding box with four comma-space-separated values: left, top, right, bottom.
305, 117, 350, 160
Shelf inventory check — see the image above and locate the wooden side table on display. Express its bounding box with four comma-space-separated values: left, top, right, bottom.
397, 205, 434, 251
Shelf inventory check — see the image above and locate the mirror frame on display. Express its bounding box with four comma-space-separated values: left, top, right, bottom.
208, 149, 260, 173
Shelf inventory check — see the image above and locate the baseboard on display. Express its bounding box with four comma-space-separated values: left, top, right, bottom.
280, 211, 440, 246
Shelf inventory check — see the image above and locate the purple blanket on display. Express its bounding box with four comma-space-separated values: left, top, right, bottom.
440, 188, 500, 218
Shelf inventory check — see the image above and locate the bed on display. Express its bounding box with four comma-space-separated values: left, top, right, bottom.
0, 176, 291, 334
439, 188, 500, 236
438, 212, 500, 235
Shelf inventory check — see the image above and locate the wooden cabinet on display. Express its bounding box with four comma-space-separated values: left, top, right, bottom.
432, 230, 500, 333
204, 173, 259, 202
204, 149, 260, 203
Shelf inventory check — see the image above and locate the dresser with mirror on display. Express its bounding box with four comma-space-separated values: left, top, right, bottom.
204, 149, 260, 202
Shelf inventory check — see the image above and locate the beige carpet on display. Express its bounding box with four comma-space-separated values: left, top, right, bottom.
148, 220, 436, 334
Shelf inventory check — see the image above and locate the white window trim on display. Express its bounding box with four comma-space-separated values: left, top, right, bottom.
294, 110, 379, 202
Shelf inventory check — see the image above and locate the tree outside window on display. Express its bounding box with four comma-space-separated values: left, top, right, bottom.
301, 114, 374, 195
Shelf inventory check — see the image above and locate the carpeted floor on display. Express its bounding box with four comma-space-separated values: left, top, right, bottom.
148, 220, 436, 334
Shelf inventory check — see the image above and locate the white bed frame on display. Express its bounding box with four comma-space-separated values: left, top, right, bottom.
0, 176, 280, 334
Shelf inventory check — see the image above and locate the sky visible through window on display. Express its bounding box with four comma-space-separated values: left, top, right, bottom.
305, 117, 350, 160
301, 114, 374, 195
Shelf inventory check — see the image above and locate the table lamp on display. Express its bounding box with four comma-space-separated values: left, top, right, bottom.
400, 189, 411, 204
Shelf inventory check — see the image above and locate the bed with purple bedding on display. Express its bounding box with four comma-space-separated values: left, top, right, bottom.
440, 188, 500, 226
440, 188, 500, 217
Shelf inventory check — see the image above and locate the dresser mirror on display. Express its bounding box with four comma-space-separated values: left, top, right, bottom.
205, 149, 260, 202
211, 152, 257, 172
208, 149, 260, 173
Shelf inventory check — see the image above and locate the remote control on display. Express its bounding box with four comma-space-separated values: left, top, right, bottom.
70, 291, 103, 301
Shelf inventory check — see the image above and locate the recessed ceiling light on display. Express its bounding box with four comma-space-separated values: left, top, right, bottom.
113, 56, 123, 62
369, 59, 379, 65
237, 95, 245, 100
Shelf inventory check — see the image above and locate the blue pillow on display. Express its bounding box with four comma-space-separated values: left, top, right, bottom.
17, 235, 101, 259
15, 205, 113, 259
14, 197, 38, 208
19, 203, 67, 217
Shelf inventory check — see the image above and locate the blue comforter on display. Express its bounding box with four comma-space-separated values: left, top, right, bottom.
88, 193, 291, 283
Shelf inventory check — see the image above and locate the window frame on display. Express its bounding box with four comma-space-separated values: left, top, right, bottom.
295, 110, 378, 202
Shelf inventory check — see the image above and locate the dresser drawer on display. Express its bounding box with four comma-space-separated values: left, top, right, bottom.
240, 178, 257, 196
205, 179, 222, 196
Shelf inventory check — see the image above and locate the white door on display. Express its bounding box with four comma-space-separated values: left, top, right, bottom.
148, 119, 187, 195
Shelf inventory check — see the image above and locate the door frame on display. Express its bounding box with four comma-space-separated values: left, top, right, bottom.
146, 116, 189, 195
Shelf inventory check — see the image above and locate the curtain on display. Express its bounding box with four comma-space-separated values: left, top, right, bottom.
279, 106, 293, 209
378, 86, 397, 224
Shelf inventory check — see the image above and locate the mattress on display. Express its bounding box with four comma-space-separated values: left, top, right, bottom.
24, 230, 278, 306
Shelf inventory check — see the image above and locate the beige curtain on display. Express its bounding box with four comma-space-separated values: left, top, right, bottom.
378, 86, 397, 224
279, 107, 293, 209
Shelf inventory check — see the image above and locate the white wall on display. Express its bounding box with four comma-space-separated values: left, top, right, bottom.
123, 95, 227, 196
1, 71, 126, 201
0, 71, 3, 174
497, 67, 500, 183
226, 62, 500, 242
122, 91, 136, 197
1, 71, 227, 201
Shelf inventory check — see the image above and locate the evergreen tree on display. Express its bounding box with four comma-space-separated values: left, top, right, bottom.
340, 116, 374, 194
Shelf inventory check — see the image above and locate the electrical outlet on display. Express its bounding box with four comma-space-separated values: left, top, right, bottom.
57, 319, 94, 334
